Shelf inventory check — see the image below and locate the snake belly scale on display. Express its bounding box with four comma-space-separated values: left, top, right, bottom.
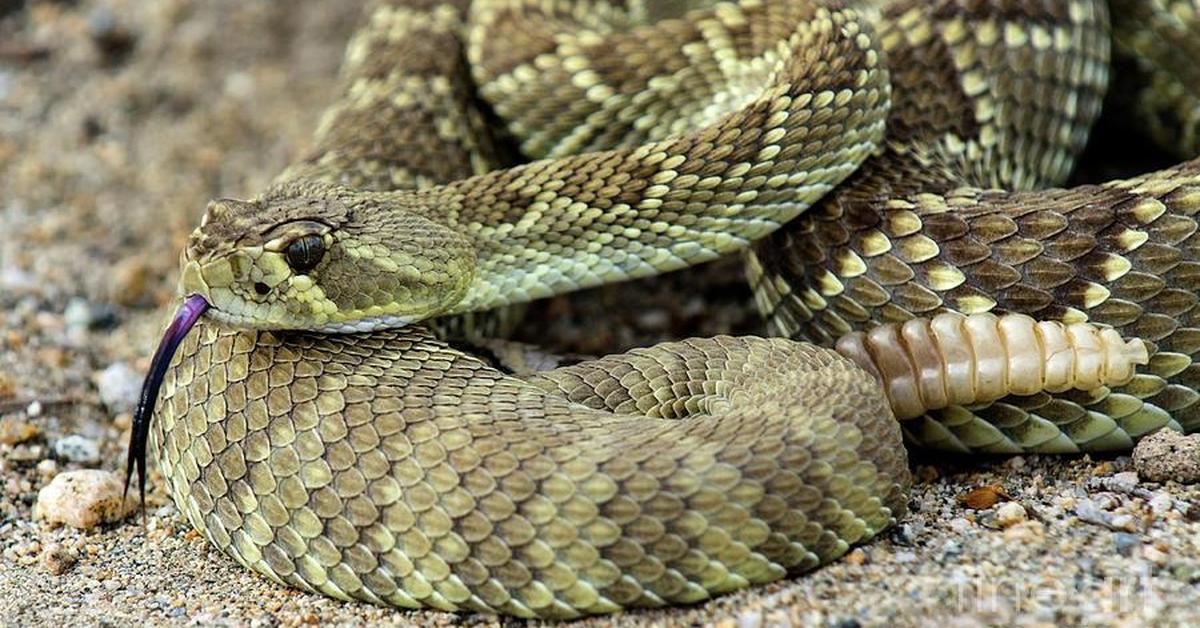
126, 0, 1200, 619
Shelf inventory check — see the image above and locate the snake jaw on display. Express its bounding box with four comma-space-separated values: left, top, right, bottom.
123, 294, 210, 520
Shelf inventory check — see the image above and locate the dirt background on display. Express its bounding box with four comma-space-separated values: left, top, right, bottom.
1, 1, 1199, 626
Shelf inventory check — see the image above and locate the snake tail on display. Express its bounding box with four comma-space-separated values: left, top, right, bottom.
835, 313, 1151, 421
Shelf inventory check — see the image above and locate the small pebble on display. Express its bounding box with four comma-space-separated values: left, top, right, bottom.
1133, 429, 1200, 484
40, 543, 76, 575
948, 517, 973, 534
895, 523, 920, 544
224, 71, 257, 99
1174, 565, 1200, 583
1110, 471, 1140, 489
88, 7, 137, 65
1075, 498, 1138, 532
1144, 544, 1170, 565
64, 298, 118, 334
938, 540, 962, 561
915, 465, 939, 483
36, 458, 58, 479
109, 257, 153, 307
1149, 493, 1174, 517
0, 264, 35, 292
113, 412, 132, 430
1113, 532, 1140, 557
635, 309, 669, 331
995, 502, 1028, 528
1003, 456, 1027, 471
736, 609, 762, 628
35, 469, 137, 529
0, 417, 39, 445
64, 298, 95, 333
1092, 460, 1116, 476
54, 434, 101, 464
1003, 520, 1046, 544
1109, 514, 1137, 532
97, 362, 142, 413
9, 444, 44, 462
26, 400, 42, 417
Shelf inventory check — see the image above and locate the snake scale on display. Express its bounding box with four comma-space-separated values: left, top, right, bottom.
123, 0, 1200, 619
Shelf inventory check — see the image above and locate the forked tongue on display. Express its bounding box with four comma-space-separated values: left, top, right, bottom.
122, 294, 210, 522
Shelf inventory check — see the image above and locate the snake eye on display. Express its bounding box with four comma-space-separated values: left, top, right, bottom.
285, 234, 325, 274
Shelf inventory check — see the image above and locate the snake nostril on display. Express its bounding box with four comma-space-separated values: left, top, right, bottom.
253, 282, 271, 296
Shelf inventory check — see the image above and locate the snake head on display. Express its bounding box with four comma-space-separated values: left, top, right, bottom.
180, 184, 477, 332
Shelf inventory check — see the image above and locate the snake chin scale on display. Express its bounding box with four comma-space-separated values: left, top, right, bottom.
311, 314, 418, 334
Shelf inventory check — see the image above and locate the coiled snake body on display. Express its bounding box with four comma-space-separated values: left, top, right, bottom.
127, 0, 1200, 619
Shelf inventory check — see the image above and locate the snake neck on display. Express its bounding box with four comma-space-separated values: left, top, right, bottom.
243, 2, 896, 322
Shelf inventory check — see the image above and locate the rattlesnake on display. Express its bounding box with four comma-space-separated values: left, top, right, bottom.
125, 0, 1199, 619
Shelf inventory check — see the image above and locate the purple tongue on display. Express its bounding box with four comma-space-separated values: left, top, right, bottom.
123, 294, 210, 516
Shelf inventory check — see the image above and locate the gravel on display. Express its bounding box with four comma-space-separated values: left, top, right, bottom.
2, 0, 1200, 626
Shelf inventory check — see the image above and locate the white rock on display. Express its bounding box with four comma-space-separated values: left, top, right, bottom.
54, 435, 100, 464
1149, 493, 1174, 517
0, 263, 36, 292
35, 469, 137, 529
36, 459, 58, 478
1110, 471, 1140, 489
63, 298, 95, 333
97, 362, 142, 413
995, 502, 1028, 528
737, 609, 763, 628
